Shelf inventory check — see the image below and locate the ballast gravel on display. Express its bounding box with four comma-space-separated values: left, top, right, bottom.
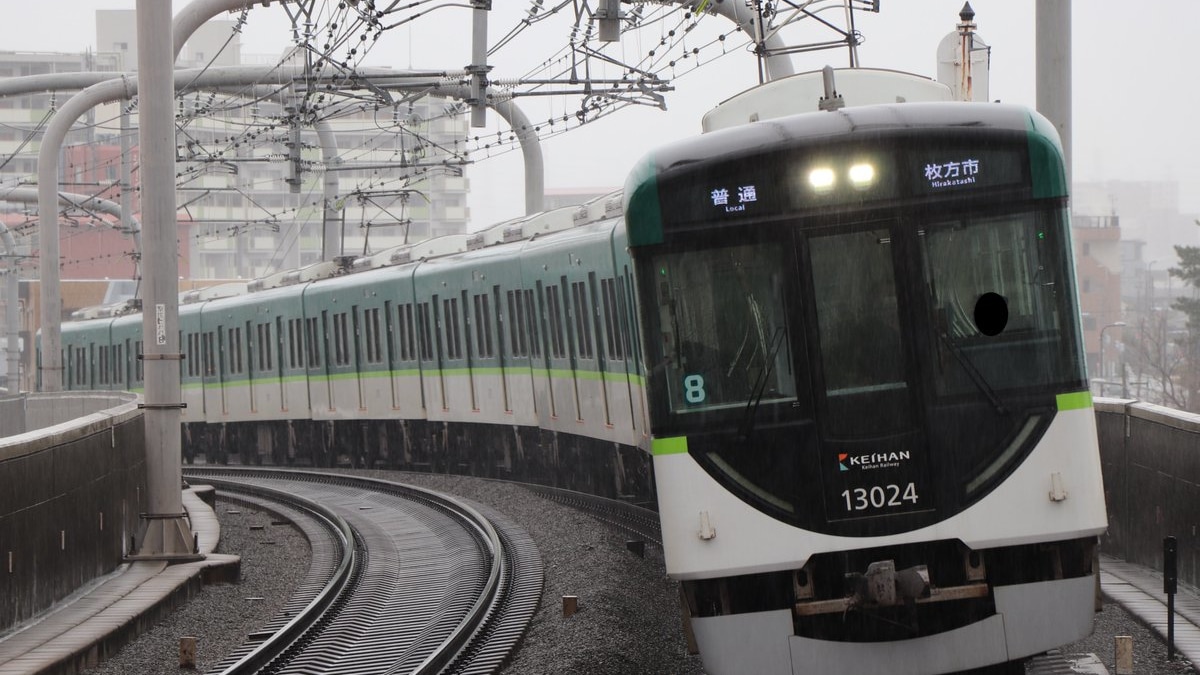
83, 496, 311, 675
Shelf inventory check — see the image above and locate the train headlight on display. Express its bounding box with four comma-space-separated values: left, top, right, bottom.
849, 163, 876, 188
808, 167, 836, 193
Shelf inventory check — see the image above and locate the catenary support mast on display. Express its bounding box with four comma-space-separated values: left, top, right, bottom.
132, 0, 196, 559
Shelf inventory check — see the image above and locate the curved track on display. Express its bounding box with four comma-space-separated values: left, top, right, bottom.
183, 468, 543, 675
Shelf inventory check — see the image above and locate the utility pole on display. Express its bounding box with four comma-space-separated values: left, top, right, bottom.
132, 0, 197, 560
468, 1, 491, 128
1036, 0, 1072, 184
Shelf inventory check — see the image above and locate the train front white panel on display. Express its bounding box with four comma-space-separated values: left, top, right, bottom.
691, 575, 1094, 674
654, 407, 1107, 579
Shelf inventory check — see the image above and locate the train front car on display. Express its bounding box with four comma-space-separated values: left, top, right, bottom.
625, 102, 1106, 674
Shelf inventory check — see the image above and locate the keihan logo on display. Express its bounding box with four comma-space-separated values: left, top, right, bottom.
839, 451, 912, 471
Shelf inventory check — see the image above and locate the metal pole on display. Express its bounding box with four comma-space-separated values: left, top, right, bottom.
120, 108, 136, 268
1165, 536, 1178, 660
1, 223, 19, 391
314, 120, 341, 262
133, 0, 196, 560
468, 1, 491, 128
1036, 0, 1072, 184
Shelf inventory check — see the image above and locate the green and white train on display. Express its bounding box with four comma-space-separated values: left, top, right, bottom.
57, 70, 1107, 673
59, 190, 653, 498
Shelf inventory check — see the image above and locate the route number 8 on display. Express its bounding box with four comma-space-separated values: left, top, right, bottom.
683, 374, 706, 404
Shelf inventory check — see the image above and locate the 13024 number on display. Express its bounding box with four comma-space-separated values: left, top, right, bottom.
841, 483, 919, 512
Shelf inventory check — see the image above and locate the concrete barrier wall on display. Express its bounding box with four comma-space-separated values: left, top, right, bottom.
1, 393, 139, 439
0, 395, 146, 633
1096, 398, 1200, 589
0, 395, 25, 436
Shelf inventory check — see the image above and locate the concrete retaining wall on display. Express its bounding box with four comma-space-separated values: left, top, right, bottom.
0, 394, 146, 633
1096, 398, 1200, 589
1, 392, 140, 438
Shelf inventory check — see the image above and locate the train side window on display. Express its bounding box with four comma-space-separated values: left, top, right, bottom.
600, 278, 620, 360
257, 323, 273, 372
114, 343, 124, 384
332, 312, 350, 366
546, 284, 565, 358
75, 347, 86, 386
98, 345, 109, 385
305, 317, 322, 368
202, 332, 215, 376
617, 272, 635, 361
185, 334, 194, 376
525, 289, 541, 358
441, 297, 463, 360
571, 280, 593, 359
505, 291, 522, 357
417, 302, 434, 361
286, 319, 300, 369
363, 307, 382, 364
396, 303, 414, 361
473, 293, 494, 358
228, 327, 243, 375
135, 340, 144, 381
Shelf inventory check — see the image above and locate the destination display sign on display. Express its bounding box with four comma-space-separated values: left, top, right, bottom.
909, 146, 1028, 195
654, 139, 1033, 234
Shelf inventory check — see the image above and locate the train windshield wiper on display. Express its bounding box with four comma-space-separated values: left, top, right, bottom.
937, 331, 1007, 415
738, 326, 786, 445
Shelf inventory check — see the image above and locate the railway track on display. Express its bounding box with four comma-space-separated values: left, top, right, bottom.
183, 467, 543, 675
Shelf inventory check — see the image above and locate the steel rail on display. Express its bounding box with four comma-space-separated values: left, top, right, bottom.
184, 467, 538, 675
187, 476, 360, 675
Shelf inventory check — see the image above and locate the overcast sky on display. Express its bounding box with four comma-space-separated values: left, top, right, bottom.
3, 1, 1198, 227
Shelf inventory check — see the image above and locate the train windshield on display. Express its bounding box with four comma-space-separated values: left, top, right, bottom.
919, 209, 1081, 397
650, 242, 797, 414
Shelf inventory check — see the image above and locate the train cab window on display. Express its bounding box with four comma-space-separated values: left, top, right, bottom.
652, 242, 797, 414
919, 210, 1083, 396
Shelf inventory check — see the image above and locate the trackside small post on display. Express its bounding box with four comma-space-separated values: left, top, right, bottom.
1164, 536, 1178, 660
